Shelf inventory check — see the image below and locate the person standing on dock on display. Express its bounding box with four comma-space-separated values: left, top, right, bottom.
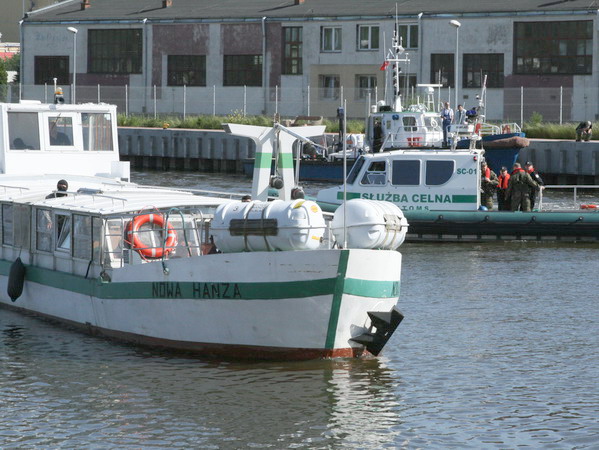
441, 102, 454, 147
480, 161, 499, 209
454, 105, 467, 125
497, 166, 511, 211
525, 162, 544, 210
506, 163, 539, 212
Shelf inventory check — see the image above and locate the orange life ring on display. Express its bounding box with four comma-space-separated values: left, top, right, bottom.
126, 213, 177, 258
580, 204, 598, 210
475, 123, 482, 135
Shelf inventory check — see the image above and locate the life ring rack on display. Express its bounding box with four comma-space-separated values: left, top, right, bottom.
580, 204, 598, 210
125, 213, 178, 259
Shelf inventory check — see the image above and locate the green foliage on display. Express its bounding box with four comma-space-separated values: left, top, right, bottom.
523, 122, 588, 140
118, 113, 366, 133
0, 58, 8, 101
528, 111, 543, 125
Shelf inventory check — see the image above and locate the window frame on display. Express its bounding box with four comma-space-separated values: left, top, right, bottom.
319, 74, 340, 100
398, 24, 419, 49
167, 55, 206, 87
463, 54, 504, 88
430, 54, 454, 88
425, 160, 455, 186
514, 21, 593, 75
357, 25, 380, 51
282, 27, 303, 75
88, 29, 143, 74
34, 56, 69, 85
355, 75, 377, 99
360, 161, 387, 186
321, 27, 342, 53
391, 160, 421, 186
223, 55, 263, 87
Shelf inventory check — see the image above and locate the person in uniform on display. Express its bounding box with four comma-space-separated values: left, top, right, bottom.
480, 161, 499, 210
497, 166, 510, 211
45, 180, 69, 199
506, 163, 539, 212
524, 161, 544, 210
440, 102, 454, 147
575, 121, 592, 142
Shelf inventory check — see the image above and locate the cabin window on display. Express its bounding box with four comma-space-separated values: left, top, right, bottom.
2, 204, 13, 246
357, 25, 379, 51
346, 156, 365, 184
93, 217, 103, 262
36, 209, 53, 252
321, 27, 342, 52
426, 160, 455, 186
55, 214, 72, 251
403, 116, 417, 132
361, 161, 387, 185
8, 112, 40, 150
82, 113, 113, 151
48, 117, 74, 147
392, 160, 420, 185
73, 215, 92, 260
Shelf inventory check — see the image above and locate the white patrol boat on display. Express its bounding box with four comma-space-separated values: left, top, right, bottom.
0, 95, 408, 360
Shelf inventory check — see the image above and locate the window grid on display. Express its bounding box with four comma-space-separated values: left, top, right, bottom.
319, 75, 340, 100
431, 54, 454, 88
321, 27, 342, 52
357, 25, 379, 51
463, 54, 504, 88
167, 55, 206, 86
223, 55, 263, 87
88, 29, 143, 74
34, 56, 69, 85
282, 27, 303, 75
356, 75, 377, 99
398, 24, 419, 49
514, 21, 592, 75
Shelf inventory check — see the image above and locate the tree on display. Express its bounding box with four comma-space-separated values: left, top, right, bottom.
4, 53, 20, 83
0, 58, 8, 101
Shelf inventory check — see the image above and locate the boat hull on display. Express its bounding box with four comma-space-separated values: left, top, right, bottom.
0, 249, 403, 360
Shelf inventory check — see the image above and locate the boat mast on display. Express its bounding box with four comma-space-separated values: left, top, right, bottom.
384, 16, 409, 112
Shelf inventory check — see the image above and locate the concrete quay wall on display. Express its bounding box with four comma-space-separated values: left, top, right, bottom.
118, 127, 255, 173
118, 128, 599, 183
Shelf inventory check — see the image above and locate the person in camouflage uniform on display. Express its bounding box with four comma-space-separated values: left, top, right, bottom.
480, 161, 499, 209
506, 162, 539, 212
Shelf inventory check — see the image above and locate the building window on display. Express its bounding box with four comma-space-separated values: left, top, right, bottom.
319, 75, 340, 100
398, 24, 418, 49
463, 54, 504, 88
223, 55, 262, 86
88, 29, 143, 74
399, 74, 418, 91
357, 25, 379, 51
514, 21, 592, 75
431, 54, 454, 87
321, 27, 342, 52
167, 55, 206, 86
282, 27, 303, 75
34, 56, 69, 85
356, 75, 377, 99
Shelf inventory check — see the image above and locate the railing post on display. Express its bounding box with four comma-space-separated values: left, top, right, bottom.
275, 85, 279, 116
183, 84, 187, 120
213, 85, 216, 116
307, 85, 310, 116
154, 85, 157, 120
243, 85, 247, 117
125, 84, 129, 117
97, 84, 100, 103
520, 86, 524, 129
559, 86, 563, 125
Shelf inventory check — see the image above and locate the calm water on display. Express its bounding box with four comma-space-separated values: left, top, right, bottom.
0, 171, 597, 448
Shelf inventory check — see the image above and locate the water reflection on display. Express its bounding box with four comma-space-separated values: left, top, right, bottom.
0, 310, 402, 447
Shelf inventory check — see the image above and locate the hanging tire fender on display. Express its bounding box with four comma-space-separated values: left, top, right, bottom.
7, 257, 26, 302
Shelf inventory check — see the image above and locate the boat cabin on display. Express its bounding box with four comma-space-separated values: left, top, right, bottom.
0, 101, 127, 179
317, 148, 484, 211
365, 106, 444, 152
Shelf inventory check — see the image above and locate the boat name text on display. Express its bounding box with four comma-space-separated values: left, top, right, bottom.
360, 193, 452, 204
152, 282, 242, 299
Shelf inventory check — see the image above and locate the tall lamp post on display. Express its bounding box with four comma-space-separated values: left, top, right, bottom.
449, 20, 461, 110
67, 27, 78, 104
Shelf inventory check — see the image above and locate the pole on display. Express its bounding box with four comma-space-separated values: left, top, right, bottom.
125, 84, 129, 116
307, 85, 310, 115
454, 26, 459, 109
520, 86, 524, 128
213, 85, 216, 116
243, 85, 247, 117
67, 27, 78, 104
153, 84, 157, 119
342, 99, 347, 249
97, 84, 100, 103
183, 84, 187, 120
559, 86, 563, 125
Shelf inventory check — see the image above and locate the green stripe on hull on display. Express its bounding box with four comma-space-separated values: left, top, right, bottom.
336, 192, 361, 200
324, 250, 349, 349
451, 195, 477, 203
0, 258, 399, 301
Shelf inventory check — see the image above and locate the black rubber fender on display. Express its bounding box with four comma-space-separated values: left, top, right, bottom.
7, 257, 26, 302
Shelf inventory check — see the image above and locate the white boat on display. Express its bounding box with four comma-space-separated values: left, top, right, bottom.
0, 96, 407, 360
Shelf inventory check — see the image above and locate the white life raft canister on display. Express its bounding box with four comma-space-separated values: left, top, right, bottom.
211, 199, 326, 253
331, 199, 408, 250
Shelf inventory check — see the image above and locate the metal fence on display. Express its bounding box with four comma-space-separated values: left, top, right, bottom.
1, 83, 594, 123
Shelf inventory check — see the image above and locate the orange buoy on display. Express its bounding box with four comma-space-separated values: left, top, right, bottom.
125, 213, 177, 258
580, 204, 598, 210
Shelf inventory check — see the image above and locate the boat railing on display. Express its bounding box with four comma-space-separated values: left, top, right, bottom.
385, 125, 442, 148
0, 184, 30, 195
539, 185, 599, 210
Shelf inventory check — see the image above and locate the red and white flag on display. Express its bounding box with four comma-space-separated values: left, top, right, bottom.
379, 61, 389, 71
